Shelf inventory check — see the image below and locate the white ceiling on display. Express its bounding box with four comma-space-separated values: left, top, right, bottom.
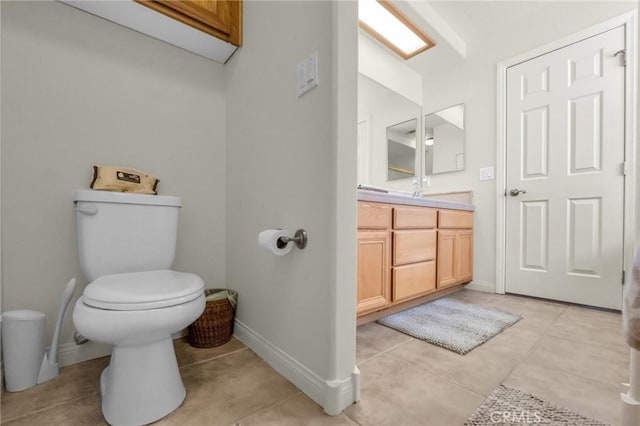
410, 0, 636, 55
426, 1, 550, 42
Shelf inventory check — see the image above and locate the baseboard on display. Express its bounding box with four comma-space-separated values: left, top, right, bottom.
233, 319, 358, 415
465, 280, 496, 293
56, 329, 188, 367
58, 341, 112, 367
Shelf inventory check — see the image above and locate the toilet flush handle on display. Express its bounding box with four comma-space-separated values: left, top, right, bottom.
74, 204, 98, 215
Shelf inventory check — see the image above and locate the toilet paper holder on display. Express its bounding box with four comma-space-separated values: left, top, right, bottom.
277, 229, 308, 250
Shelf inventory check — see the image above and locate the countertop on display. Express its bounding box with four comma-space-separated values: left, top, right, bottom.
357, 189, 475, 211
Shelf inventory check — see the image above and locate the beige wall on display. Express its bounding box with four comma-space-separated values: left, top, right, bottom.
1, 1, 227, 362
225, 0, 332, 378
412, 1, 638, 291
225, 0, 358, 412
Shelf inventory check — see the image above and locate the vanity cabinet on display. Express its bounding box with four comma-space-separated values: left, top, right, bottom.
357, 200, 473, 321
437, 210, 474, 288
135, 0, 242, 46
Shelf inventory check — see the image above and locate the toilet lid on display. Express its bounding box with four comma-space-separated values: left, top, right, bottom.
83, 270, 204, 311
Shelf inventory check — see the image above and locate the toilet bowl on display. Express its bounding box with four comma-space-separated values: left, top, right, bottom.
73, 270, 205, 426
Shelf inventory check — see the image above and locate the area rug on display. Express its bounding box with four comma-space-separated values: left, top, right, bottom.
465, 385, 607, 425
377, 298, 521, 354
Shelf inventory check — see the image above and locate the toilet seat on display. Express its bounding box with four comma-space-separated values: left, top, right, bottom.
83, 270, 204, 311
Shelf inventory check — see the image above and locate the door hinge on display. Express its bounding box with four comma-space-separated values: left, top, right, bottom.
615, 49, 627, 67
622, 161, 628, 176
622, 270, 626, 285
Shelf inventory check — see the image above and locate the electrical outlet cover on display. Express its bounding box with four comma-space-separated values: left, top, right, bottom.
479, 167, 495, 181
297, 52, 318, 97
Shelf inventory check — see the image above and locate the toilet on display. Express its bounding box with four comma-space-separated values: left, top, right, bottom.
71, 189, 205, 426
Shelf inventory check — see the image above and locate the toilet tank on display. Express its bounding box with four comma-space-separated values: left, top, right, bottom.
73, 189, 182, 282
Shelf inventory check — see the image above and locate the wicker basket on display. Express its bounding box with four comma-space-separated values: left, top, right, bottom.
188, 289, 237, 348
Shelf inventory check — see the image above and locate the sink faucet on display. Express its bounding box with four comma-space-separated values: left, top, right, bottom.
412, 177, 422, 197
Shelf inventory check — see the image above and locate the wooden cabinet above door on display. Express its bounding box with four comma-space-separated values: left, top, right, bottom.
135, 0, 242, 46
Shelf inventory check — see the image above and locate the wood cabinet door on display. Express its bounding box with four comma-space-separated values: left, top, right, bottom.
437, 230, 457, 288
456, 230, 473, 283
437, 229, 473, 288
136, 0, 242, 45
357, 230, 391, 315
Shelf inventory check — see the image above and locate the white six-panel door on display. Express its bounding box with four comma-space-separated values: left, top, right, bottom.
505, 26, 626, 309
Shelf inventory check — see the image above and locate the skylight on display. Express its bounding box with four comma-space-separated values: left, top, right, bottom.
359, 0, 435, 60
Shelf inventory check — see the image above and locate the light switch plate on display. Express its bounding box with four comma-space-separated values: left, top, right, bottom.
479, 166, 495, 181
297, 52, 319, 97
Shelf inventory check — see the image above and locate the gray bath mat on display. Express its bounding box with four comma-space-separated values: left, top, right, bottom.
377, 298, 521, 354
466, 385, 607, 425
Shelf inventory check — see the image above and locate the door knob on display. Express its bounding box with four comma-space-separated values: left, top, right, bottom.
509, 189, 527, 196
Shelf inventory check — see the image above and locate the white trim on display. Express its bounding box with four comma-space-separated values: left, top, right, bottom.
233, 319, 359, 416
496, 11, 638, 297
0, 0, 3, 371
465, 280, 496, 294
496, 46, 508, 294
58, 341, 112, 367
622, 12, 638, 291
57, 330, 188, 367
331, 0, 359, 414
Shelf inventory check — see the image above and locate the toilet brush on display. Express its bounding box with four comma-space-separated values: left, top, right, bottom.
37, 278, 77, 384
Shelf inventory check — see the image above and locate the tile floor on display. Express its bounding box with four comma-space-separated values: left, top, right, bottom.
1, 290, 630, 425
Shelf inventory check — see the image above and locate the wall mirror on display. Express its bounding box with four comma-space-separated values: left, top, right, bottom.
357, 73, 421, 189
387, 119, 417, 181
424, 104, 465, 175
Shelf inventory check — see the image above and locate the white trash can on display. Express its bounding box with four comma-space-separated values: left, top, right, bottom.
1, 310, 46, 392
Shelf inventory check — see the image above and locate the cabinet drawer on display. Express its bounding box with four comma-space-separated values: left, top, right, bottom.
358, 202, 391, 229
393, 230, 436, 266
393, 261, 436, 302
438, 210, 473, 229
393, 206, 437, 229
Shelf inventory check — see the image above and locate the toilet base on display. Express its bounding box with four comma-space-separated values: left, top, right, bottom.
100, 338, 185, 426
